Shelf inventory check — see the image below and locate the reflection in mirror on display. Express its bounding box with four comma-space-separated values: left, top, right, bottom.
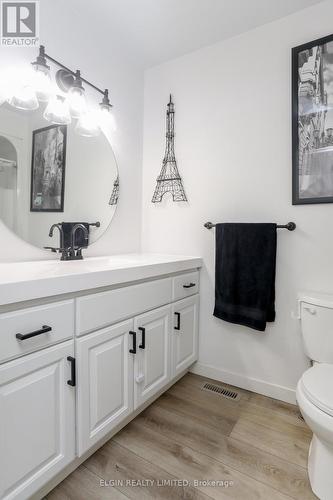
0, 135, 18, 231
0, 102, 118, 253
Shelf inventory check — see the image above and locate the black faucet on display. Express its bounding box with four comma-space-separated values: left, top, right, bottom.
45, 222, 90, 260
48, 223, 64, 245
45, 223, 69, 261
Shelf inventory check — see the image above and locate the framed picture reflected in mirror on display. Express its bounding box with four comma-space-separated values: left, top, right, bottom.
30, 124, 67, 212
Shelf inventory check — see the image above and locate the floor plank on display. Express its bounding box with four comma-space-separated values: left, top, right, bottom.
48, 373, 315, 500
185, 373, 303, 423
156, 391, 237, 435
239, 400, 311, 434
138, 402, 315, 500
85, 440, 212, 500
46, 465, 129, 500
167, 377, 244, 422
113, 420, 292, 500
230, 417, 311, 468
248, 390, 303, 420
173, 373, 310, 431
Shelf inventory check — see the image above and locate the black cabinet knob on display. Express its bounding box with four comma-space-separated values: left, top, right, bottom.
67, 356, 76, 387
16, 325, 52, 341
174, 312, 181, 330
138, 327, 146, 349
183, 283, 196, 289
129, 331, 137, 354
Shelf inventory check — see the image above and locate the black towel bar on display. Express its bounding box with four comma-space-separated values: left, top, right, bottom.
204, 221, 296, 231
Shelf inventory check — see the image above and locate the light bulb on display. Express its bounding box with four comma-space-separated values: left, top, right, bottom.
8, 84, 39, 111
68, 87, 86, 118
98, 89, 116, 131
75, 110, 100, 137
43, 95, 71, 125
31, 45, 52, 102
98, 106, 117, 132
0, 70, 8, 105
2, 67, 23, 104
67, 70, 86, 118
32, 64, 52, 102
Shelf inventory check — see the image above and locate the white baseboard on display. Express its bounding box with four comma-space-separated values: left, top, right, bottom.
190, 362, 296, 404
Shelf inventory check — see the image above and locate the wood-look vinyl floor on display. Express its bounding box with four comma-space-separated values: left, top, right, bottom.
47, 374, 316, 500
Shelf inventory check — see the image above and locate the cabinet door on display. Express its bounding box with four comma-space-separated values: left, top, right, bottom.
134, 305, 172, 409
76, 320, 134, 456
0, 341, 75, 500
172, 295, 199, 377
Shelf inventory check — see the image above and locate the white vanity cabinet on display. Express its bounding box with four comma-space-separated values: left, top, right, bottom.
0, 340, 76, 500
0, 300, 74, 364
76, 319, 134, 456
133, 304, 172, 409
172, 295, 199, 377
0, 256, 201, 500
75, 271, 199, 456
76, 305, 173, 456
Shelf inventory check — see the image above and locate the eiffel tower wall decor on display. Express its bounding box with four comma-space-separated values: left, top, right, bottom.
152, 95, 187, 203
109, 175, 119, 205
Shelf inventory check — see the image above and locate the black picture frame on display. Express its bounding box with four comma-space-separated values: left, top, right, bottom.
292, 33, 333, 205
30, 124, 67, 212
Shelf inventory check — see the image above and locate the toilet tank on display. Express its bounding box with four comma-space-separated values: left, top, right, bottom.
299, 292, 333, 363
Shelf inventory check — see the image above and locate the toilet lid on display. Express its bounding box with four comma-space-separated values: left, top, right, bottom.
301, 364, 333, 417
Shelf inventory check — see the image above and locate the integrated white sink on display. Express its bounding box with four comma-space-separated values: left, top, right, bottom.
0, 253, 202, 306
0, 255, 141, 281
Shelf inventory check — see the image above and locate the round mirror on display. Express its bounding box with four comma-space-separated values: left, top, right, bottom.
0, 103, 118, 252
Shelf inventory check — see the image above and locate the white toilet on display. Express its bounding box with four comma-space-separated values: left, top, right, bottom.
297, 292, 333, 500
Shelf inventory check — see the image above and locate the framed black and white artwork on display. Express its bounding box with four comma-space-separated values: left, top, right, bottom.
30, 124, 67, 212
292, 34, 333, 204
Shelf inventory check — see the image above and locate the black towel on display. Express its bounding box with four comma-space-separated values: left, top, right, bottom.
213, 223, 277, 332
61, 222, 90, 249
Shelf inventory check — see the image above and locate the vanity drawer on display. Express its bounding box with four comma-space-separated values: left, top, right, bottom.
76, 277, 172, 336
0, 300, 74, 364
173, 271, 199, 301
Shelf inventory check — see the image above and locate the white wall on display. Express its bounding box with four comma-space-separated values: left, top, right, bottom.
0, 0, 143, 261
142, 0, 333, 402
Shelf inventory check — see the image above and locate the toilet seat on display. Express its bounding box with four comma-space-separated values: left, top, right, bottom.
300, 363, 333, 417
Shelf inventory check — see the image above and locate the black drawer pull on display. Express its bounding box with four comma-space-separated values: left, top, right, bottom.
129, 331, 137, 354
138, 327, 146, 349
67, 356, 76, 387
16, 325, 52, 341
174, 312, 181, 331
183, 282, 196, 289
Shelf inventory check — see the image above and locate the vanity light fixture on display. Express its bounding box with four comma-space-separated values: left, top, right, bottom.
0, 45, 115, 135
37, 46, 114, 124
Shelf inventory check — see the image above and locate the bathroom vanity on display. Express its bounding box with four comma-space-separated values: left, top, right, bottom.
0, 47, 202, 500
0, 254, 201, 500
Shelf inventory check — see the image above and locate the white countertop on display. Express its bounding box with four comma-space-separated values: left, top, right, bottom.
0, 253, 202, 306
